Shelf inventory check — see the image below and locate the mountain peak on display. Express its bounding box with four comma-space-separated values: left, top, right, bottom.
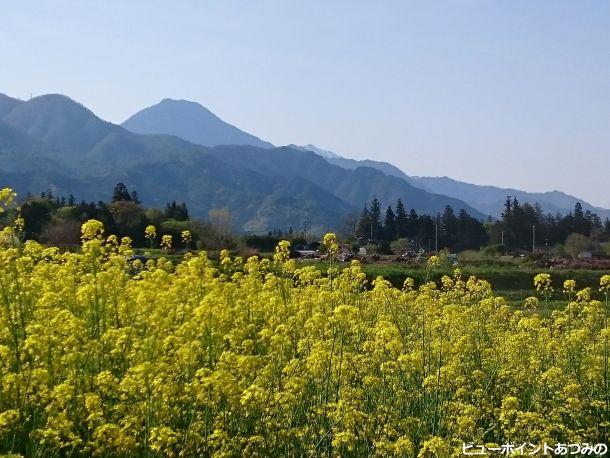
122, 99, 273, 148
10, 93, 99, 119
158, 98, 210, 110
2, 92, 117, 155
32, 93, 73, 102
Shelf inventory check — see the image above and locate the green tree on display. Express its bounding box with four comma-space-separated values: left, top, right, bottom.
21, 199, 53, 240
395, 199, 408, 238
440, 205, 458, 249
356, 204, 371, 239
165, 201, 190, 221
369, 197, 382, 240
564, 232, 592, 259
383, 205, 396, 241
112, 182, 132, 202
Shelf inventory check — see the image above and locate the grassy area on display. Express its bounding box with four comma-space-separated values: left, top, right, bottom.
140, 249, 609, 307
299, 259, 608, 305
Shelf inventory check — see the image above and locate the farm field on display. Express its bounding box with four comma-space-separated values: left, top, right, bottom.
300, 260, 608, 308
1, 213, 609, 456
136, 251, 609, 310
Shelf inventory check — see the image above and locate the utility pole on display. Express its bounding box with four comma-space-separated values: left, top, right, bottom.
435, 223, 438, 252
532, 225, 536, 253
501, 230, 505, 255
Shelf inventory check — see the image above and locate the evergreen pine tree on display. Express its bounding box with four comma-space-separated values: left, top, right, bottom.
369, 197, 382, 240
356, 204, 371, 239
395, 199, 408, 238
112, 183, 132, 202
440, 205, 458, 249
407, 209, 419, 238
383, 205, 396, 241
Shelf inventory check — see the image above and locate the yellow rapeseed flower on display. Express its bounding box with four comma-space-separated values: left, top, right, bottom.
0, 188, 608, 456
427, 255, 440, 268
534, 273, 553, 292
145, 225, 156, 241
161, 234, 172, 251
601, 275, 610, 293
81, 219, 104, 241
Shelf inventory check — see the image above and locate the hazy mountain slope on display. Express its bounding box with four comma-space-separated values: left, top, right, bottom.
90, 154, 353, 232
0, 118, 48, 162
410, 176, 610, 220
0, 119, 97, 200
299, 144, 610, 220
205, 145, 486, 219
0, 119, 78, 175
291, 144, 411, 181
5, 90, 603, 232
2, 94, 121, 157
0, 95, 205, 172
0, 94, 23, 117
118, 102, 485, 219
122, 99, 273, 149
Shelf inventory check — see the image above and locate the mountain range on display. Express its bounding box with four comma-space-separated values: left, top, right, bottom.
0, 94, 485, 232
406, 176, 610, 220
288, 147, 610, 221
0, 92, 607, 232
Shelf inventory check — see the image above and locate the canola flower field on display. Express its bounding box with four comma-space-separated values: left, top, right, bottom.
0, 189, 610, 456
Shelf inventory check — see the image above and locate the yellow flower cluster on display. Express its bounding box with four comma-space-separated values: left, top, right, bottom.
181, 230, 192, 246
81, 219, 104, 241
323, 232, 339, 254
601, 275, 610, 293
534, 273, 553, 292
0, 219, 609, 456
161, 234, 173, 251
0, 188, 16, 213
427, 255, 441, 268
144, 224, 156, 241
563, 279, 577, 295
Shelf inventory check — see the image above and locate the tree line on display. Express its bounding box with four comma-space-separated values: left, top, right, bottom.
4, 185, 610, 256
489, 197, 610, 252
12, 183, 201, 248
349, 196, 610, 255
350, 198, 488, 252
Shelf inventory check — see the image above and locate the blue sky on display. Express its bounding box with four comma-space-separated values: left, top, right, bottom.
2, 1, 609, 207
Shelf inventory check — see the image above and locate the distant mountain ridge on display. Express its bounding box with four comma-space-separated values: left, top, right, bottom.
289, 144, 342, 159
205, 145, 483, 220
122, 98, 273, 149
295, 144, 610, 220
0, 92, 488, 232
408, 175, 610, 221
2, 92, 605, 229
0, 94, 350, 231
117, 96, 610, 221
290, 144, 410, 181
